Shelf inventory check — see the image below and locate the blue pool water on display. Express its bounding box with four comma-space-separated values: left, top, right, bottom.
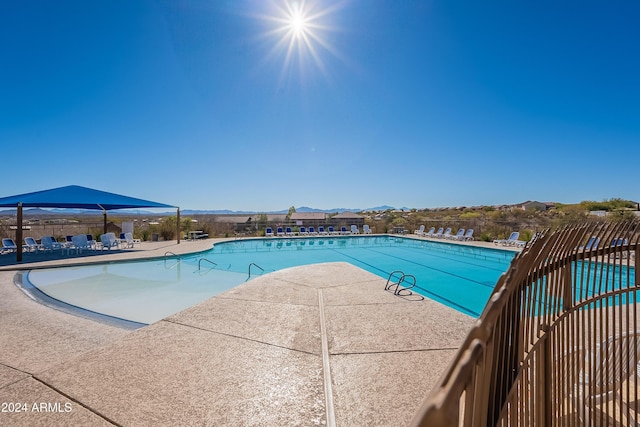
26, 236, 516, 324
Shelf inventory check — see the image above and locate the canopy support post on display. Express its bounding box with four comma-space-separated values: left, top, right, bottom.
103, 210, 107, 234
177, 208, 181, 244
16, 203, 23, 262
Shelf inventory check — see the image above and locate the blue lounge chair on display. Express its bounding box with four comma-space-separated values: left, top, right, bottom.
24, 237, 43, 252
328, 226, 338, 235
276, 227, 284, 237
265, 227, 274, 237
318, 226, 327, 235
299, 226, 309, 236
340, 226, 349, 235
285, 227, 295, 237
1, 238, 18, 254
308, 226, 317, 235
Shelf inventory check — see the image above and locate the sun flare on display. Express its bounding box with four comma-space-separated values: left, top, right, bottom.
259, 0, 345, 79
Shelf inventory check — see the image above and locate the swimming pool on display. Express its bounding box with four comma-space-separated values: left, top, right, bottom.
24, 236, 516, 324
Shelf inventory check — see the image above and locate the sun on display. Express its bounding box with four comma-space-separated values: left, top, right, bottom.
288, 8, 308, 38
258, 0, 345, 79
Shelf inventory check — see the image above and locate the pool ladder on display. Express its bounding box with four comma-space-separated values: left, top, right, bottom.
198, 258, 217, 270
385, 270, 424, 300
247, 263, 264, 280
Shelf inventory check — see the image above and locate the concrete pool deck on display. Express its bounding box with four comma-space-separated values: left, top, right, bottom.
0, 236, 515, 426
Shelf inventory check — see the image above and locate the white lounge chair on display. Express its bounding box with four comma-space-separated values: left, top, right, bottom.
449, 228, 465, 240
121, 232, 140, 248
100, 233, 120, 250
440, 228, 452, 239
41, 236, 64, 252
414, 225, 425, 235
350, 225, 360, 234
424, 227, 436, 237
494, 232, 520, 246
70, 234, 91, 254
432, 227, 444, 238
363, 224, 372, 234
462, 229, 474, 241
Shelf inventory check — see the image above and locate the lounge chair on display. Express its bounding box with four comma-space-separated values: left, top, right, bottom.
41, 236, 64, 252
340, 226, 350, 235
414, 225, 425, 236
285, 227, 295, 237
572, 331, 640, 426
440, 228, 452, 239
462, 229, 474, 241
100, 233, 120, 251
121, 232, 140, 248
308, 226, 317, 235
318, 226, 328, 235
424, 227, 436, 237
86, 234, 97, 250
363, 224, 372, 234
265, 227, 274, 237
70, 234, 91, 254
299, 227, 309, 236
1, 238, 18, 254
449, 228, 465, 240
350, 225, 359, 234
328, 226, 338, 235
579, 236, 600, 251
24, 237, 43, 253
276, 227, 284, 237
609, 237, 629, 258
432, 227, 444, 238
494, 232, 520, 246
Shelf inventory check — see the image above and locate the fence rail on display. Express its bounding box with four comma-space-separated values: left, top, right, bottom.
411, 219, 640, 426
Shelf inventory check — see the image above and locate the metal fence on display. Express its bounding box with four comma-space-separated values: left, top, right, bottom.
411, 219, 640, 426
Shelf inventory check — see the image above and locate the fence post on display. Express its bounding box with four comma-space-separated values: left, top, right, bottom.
538, 324, 552, 426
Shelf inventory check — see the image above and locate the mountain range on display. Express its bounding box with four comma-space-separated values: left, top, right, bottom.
0, 205, 401, 216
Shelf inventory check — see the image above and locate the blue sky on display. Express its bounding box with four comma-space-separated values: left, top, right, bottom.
1, 1, 638, 211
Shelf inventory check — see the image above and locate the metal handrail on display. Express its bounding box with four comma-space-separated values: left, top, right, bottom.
198, 258, 217, 270
247, 262, 264, 279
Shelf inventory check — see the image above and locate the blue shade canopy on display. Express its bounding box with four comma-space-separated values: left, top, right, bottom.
0, 185, 176, 211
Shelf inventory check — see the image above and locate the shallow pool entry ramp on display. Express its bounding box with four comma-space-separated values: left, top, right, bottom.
384, 270, 424, 301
